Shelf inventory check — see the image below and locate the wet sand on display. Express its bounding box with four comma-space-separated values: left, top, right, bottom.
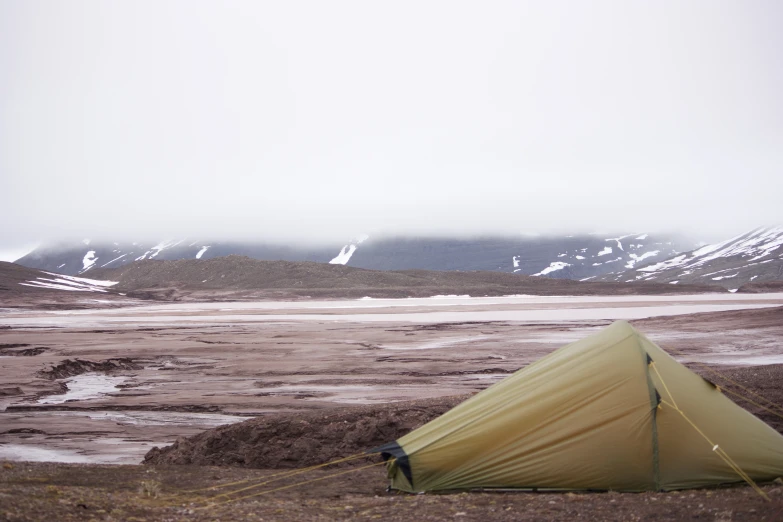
1, 294, 782, 465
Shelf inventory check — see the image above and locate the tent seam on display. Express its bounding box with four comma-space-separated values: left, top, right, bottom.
642, 350, 661, 491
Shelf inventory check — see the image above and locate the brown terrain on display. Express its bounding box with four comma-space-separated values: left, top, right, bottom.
0, 262, 139, 310
1, 261, 783, 520
739, 280, 783, 293
85, 256, 725, 301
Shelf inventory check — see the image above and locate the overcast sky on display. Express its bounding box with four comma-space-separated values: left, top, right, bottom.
1, 1, 781, 259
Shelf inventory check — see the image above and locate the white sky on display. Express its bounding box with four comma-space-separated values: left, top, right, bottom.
1, 1, 782, 252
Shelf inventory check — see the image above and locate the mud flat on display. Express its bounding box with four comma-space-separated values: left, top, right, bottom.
1, 294, 782, 465
1, 297, 782, 520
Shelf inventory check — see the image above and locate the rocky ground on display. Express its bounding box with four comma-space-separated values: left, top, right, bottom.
1, 461, 782, 521
1, 299, 783, 520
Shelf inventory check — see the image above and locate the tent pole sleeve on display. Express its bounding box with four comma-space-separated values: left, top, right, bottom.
644, 353, 661, 491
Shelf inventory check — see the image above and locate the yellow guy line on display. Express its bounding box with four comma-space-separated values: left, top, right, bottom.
650, 353, 770, 500
649, 362, 678, 410
664, 346, 783, 418
194, 459, 390, 511
177, 452, 370, 494
651, 358, 769, 500
659, 399, 769, 501
720, 387, 783, 422
208, 454, 374, 500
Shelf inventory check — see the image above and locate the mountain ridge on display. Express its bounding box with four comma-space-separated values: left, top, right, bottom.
15, 233, 692, 282
597, 226, 783, 290
84, 255, 723, 301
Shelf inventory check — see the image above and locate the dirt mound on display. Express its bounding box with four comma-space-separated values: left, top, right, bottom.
738, 280, 783, 293
145, 365, 783, 470
0, 261, 133, 310
144, 395, 467, 468
37, 358, 141, 380
633, 305, 783, 331
88, 255, 723, 300
0, 343, 48, 356
0, 262, 51, 291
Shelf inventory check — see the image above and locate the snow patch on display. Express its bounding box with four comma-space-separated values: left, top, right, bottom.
149, 240, 182, 259
712, 273, 739, 281
329, 235, 368, 265
38, 373, 127, 404
20, 272, 118, 293
532, 262, 571, 276
596, 246, 612, 257
606, 234, 633, 252
638, 254, 687, 274
196, 246, 210, 259
512, 256, 520, 268
330, 244, 357, 265
625, 250, 660, 269
100, 253, 127, 268
82, 251, 97, 272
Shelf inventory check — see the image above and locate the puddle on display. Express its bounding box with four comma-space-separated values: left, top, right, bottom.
255, 384, 375, 393
47, 410, 246, 427
335, 397, 405, 404
0, 444, 93, 463
0, 438, 163, 465
713, 355, 783, 366
38, 373, 127, 404
253, 383, 435, 404
382, 335, 491, 350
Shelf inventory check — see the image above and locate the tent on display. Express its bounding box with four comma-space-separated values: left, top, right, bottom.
374, 321, 783, 492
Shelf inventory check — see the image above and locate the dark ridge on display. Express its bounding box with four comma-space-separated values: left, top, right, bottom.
738, 281, 783, 293
87, 255, 724, 300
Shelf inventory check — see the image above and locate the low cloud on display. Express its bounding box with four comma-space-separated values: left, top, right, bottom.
2, 1, 781, 250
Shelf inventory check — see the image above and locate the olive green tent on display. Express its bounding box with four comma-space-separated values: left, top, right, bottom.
375, 321, 783, 492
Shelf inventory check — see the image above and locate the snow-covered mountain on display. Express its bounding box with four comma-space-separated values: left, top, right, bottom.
343, 234, 689, 280
597, 226, 783, 290
13, 233, 692, 281
15, 240, 340, 276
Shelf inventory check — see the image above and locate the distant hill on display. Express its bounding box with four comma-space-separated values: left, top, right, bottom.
15, 233, 693, 282
597, 226, 783, 290
0, 261, 117, 294
13, 227, 783, 295
87, 255, 723, 300
13, 239, 339, 276
0, 261, 126, 308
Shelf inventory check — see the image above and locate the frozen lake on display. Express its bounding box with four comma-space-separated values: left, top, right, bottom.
3, 293, 783, 328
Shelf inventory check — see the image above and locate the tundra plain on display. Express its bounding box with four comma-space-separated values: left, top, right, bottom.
1, 294, 783, 520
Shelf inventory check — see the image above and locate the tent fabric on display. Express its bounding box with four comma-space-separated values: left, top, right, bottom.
376, 321, 783, 492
